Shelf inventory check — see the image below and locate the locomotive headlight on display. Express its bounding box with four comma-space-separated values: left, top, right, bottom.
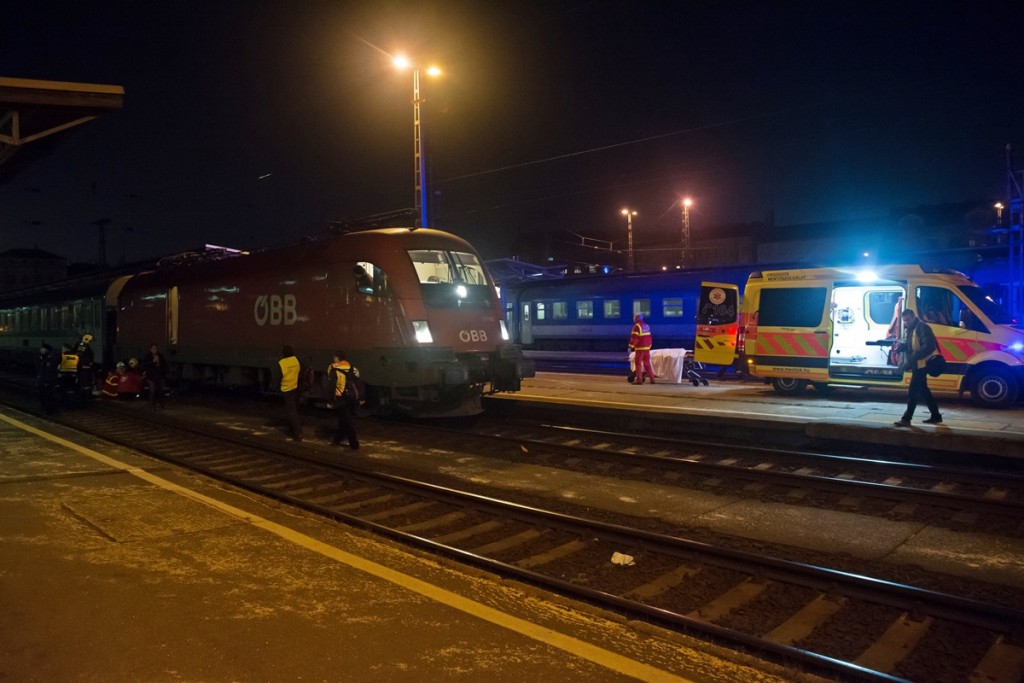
499, 320, 509, 341
412, 320, 434, 343
455, 285, 467, 299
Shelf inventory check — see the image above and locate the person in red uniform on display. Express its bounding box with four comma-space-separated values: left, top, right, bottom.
101, 362, 126, 399
629, 313, 657, 384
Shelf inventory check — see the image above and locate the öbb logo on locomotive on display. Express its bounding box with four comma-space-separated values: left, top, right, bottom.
254, 294, 297, 326
459, 329, 488, 343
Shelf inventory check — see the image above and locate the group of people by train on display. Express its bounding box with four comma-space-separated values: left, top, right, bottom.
35, 334, 96, 413
278, 345, 363, 450
35, 335, 168, 413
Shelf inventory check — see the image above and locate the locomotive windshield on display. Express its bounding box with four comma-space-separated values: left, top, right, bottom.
408, 249, 493, 308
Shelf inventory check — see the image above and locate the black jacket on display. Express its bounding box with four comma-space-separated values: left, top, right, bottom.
37, 351, 59, 387
901, 319, 938, 371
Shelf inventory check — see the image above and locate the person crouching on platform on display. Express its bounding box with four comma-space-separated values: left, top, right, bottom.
629, 313, 656, 384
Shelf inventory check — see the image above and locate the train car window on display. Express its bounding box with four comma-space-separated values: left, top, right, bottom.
604, 300, 620, 318
632, 299, 651, 319
577, 301, 593, 319
537, 302, 547, 320
663, 298, 683, 318
522, 303, 530, 321
552, 301, 568, 319
759, 287, 827, 327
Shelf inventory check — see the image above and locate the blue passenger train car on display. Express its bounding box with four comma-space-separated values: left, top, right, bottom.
502, 264, 765, 353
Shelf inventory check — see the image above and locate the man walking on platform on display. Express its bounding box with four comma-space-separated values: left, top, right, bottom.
894, 309, 943, 427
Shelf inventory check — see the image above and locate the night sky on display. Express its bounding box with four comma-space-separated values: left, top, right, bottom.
2, 1, 1023, 265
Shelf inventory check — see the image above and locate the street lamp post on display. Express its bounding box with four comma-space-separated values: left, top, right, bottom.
622, 208, 637, 272
394, 56, 441, 229
681, 197, 693, 265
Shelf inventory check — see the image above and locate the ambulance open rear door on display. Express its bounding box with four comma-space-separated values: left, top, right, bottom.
695, 282, 741, 367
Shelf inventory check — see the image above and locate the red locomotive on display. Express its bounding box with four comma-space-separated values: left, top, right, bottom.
2, 228, 532, 417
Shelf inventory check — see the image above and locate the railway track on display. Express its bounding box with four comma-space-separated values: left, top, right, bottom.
5, 394, 1024, 682
388, 416, 1024, 539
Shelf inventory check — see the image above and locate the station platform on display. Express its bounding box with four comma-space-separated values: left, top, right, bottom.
0, 407, 792, 683
492, 371, 1024, 461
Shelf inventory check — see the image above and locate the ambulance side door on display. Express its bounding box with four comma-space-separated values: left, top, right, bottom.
695, 282, 740, 366
753, 284, 831, 379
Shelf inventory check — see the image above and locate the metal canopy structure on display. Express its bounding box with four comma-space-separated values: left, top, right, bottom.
0, 76, 125, 180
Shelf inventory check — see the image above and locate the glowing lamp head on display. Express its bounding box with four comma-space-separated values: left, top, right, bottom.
856, 270, 878, 283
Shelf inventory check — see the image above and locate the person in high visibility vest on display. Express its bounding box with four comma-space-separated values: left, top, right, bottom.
278, 345, 303, 441
58, 343, 79, 374
628, 313, 657, 385
326, 350, 360, 450
58, 343, 79, 405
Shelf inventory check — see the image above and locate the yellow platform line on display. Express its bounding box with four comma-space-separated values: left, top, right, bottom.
1, 411, 698, 683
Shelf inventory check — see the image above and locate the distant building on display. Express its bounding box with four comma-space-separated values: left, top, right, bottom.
0, 248, 67, 292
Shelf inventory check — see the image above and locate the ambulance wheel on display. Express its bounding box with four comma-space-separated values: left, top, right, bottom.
771, 377, 808, 395
970, 366, 1018, 408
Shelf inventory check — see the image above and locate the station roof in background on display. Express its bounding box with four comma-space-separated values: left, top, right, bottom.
0, 76, 125, 182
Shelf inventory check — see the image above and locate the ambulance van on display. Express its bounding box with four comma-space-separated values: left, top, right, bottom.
695, 265, 1024, 407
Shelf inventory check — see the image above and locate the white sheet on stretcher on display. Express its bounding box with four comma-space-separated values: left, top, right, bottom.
628, 348, 690, 384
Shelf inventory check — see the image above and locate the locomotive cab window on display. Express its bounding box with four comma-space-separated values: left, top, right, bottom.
408, 249, 493, 308
352, 261, 389, 297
